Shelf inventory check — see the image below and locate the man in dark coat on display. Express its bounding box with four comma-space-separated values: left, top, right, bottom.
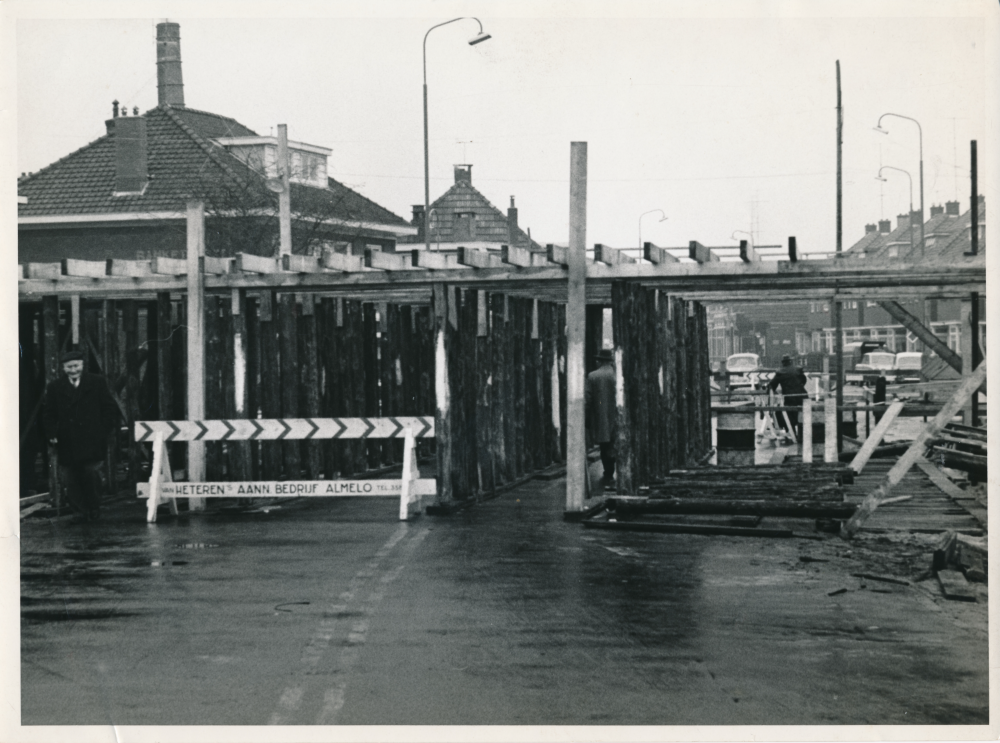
586, 348, 617, 483
42, 350, 120, 522
767, 354, 808, 441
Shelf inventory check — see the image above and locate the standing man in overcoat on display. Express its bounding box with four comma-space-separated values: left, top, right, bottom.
586, 348, 617, 485
42, 350, 120, 522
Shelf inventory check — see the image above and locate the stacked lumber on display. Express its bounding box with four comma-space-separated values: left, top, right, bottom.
928, 423, 987, 480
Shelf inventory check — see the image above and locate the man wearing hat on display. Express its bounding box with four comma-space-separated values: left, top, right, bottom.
42, 350, 120, 522
586, 347, 617, 484
767, 354, 808, 443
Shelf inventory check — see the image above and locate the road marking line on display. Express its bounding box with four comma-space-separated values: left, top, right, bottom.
314, 527, 429, 725
267, 524, 414, 725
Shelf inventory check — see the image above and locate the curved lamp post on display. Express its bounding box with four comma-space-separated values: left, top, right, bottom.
876, 165, 914, 255
874, 113, 923, 256
423, 17, 491, 252
639, 209, 667, 251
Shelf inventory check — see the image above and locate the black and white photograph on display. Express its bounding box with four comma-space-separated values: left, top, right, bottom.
4, 0, 996, 740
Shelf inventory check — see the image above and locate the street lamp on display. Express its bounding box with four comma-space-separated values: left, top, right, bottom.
423, 17, 491, 252
876, 165, 915, 256
874, 113, 923, 257
639, 209, 667, 252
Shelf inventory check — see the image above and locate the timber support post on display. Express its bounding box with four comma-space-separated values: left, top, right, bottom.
566, 142, 588, 514
186, 200, 206, 510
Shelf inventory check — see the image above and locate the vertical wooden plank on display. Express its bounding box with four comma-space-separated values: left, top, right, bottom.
41, 296, 60, 498
512, 298, 526, 478
299, 293, 322, 478
474, 291, 495, 494
454, 289, 473, 497
585, 305, 603, 377
611, 282, 633, 494
433, 284, 452, 503
228, 289, 252, 482
186, 200, 206, 508
156, 293, 174, 424
565, 141, 588, 512
824, 396, 838, 463
244, 293, 261, 479
122, 300, 141, 489
346, 300, 368, 475
316, 298, 337, 478
204, 295, 225, 481
674, 297, 689, 465
558, 303, 568, 461
362, 302, 381, 468
70, 294, 80, 347
259, 290, 282, 480
489, 292, 507, 484
279, 292, 301, 479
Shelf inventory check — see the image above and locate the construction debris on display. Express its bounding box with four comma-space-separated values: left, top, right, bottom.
936, 570, 977, 602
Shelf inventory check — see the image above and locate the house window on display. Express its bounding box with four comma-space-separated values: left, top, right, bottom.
796, 331, 808, 354
825, 330, 834, 353
812, 332, 821, 353
823, 304, 830, 313
948, 324, 961, 352
867, 301, 878, 308
888, 246, 899, 258
455, 212, 477, 241
906, 331, 919, 353
870, 328, 880, 342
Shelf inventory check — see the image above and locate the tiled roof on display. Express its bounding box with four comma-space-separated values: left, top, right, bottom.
405, 181, 542, 249
18, 104, 409, 229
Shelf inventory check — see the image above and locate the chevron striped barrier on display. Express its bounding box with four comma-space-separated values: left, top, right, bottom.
134, 417, 434, 442
136, 418, 435, 523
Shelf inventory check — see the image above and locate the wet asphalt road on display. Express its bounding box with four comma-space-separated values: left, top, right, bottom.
21, 477, 988, 726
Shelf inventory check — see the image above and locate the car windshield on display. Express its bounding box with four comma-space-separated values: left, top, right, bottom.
727, 355, 759, 371
861, 353, 895, 368
895, 354, 922, 370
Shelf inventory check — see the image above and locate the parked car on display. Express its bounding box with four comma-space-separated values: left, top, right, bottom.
892, 351, 923, 383
726, 352, 761, 389
844, 341, 889, 385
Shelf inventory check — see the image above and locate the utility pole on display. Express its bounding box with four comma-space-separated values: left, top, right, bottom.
969, 140, 980, 426
834, 60, 844, 452
277, 124, 292, 257
566, 142, 588, 514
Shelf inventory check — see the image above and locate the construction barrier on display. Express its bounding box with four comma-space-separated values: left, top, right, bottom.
136, 417, 436, 523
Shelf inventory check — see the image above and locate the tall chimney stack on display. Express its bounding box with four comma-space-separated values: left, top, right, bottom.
157, 22, 185, 107
507, 196, 519, 247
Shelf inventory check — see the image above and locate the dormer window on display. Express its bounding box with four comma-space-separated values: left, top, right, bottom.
214, 136, 330, 188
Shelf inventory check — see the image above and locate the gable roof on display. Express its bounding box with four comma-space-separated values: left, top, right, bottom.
409, 180, 542, 250
18, 104, 411, 231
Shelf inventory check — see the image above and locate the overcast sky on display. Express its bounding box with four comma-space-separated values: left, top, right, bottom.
12, 1, 995, 254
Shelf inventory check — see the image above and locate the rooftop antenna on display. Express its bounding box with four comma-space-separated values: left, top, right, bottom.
458, 140, 473, 162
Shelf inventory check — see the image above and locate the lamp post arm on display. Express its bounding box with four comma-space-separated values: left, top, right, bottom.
424, 17, 485, 84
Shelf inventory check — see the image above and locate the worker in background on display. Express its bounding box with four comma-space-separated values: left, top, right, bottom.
768, 354, 808, 444
42, 350, 120, 524
586, 348, 617, 485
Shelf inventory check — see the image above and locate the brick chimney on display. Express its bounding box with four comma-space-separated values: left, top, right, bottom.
157, 22, 185, 106
105, 100, 120, 135
878, 219, 891, 234
454, 164, 472, 185
507, 196, 518, 246
897, 213, 910, 231
865, 223, 876, 234
929, 204, 944, 217
411, 204, 425, 242
114, 114, 148, 193
945, 200, 960, 216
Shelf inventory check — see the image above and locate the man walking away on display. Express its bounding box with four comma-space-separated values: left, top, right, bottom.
767, 354, 808, 444
586, 348, 617, 485
42, 350, 120, 523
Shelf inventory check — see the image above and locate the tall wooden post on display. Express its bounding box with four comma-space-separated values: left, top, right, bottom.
186, 200, 206, 509
566, 142, 588, 513
277, 123, 292, 257
833, 299, 844, 452
433, 284, 452, 503
960, 300, 974, 425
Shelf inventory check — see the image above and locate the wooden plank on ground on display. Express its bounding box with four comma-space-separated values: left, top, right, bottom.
936, 569, 977, 601
848, 401, 905, 473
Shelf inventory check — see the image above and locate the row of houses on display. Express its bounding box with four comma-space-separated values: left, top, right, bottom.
707, 197, 986, 371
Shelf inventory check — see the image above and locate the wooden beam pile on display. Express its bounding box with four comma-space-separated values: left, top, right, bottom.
433, 286, 568, 502
927, 423, 987, 480
612, 283, 712, 493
